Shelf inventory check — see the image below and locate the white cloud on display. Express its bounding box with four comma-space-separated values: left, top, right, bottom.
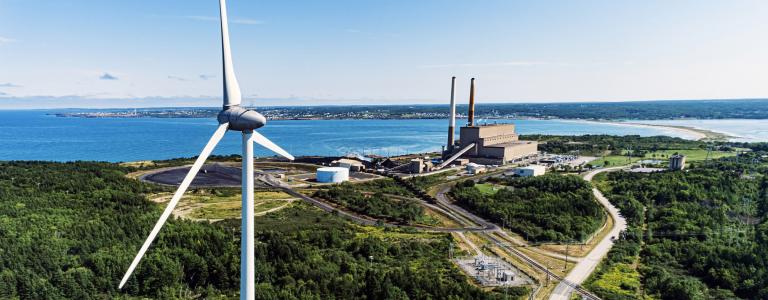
0, 83, 21, 88
167, 75, 188, 81
0, 36, 16, 45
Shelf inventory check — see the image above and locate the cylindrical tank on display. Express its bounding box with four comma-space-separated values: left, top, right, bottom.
316, 167, 350, 183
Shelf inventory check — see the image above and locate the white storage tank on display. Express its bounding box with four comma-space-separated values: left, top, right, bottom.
316, 167, 350, 183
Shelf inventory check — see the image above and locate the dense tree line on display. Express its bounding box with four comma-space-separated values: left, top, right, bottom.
269, 99, 768, 120
353, 178, 416, 197
313, 183, 424, 224
586, 161, 768, 299
407, 172, 456, 190
275, 99, 768, 120
450, 175, 603, 242
0, 161, 519, 299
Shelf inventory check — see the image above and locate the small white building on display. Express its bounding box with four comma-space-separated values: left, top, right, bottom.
497, 270, 515, 282
466, 163, 487, 175
316, 167, 349, 183
513, 165, 546, 177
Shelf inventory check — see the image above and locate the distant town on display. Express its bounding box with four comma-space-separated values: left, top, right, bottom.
52, 107, 465, 120
51, 99, 768, 120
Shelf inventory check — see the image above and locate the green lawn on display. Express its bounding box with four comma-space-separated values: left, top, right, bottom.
474, 183, 502, 195
590, 155, 640, 167
642, 149, 735, 161
590, 149, 736, 167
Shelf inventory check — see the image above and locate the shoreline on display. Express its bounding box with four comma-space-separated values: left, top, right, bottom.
622, 122, 734, 141
565, 120, 734, 141
621, 122, 739, 142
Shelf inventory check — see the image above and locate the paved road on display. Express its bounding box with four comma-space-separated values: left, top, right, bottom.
549, 167, 627, 300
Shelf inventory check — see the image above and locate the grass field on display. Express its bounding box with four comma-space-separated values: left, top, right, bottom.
190, 199, 289, 219
590, 149, 736, 167
586, 262, 643, 299
589, 155, 639, 167
474, 183, 503, 195
414, 206, 459, 227
642, 149, 735, 161
150, 189, 297, 220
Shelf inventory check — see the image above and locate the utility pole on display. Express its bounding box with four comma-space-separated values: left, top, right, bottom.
564, 243, 569, 271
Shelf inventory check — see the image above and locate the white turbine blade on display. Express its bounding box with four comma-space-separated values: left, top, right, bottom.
251, 131, 295, 160
119, 123, 229, 289
220, 0, 241, 107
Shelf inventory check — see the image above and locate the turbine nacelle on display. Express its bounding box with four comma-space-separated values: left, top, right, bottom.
218, 106, 266, 131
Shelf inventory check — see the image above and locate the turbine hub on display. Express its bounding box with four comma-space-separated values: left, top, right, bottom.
218, 106, 266, 131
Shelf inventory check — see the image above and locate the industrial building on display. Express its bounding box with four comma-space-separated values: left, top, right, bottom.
332, 158, 366, 172
466, 163, 487, 175
669, 154, 686, 170
409, 158, 434, 174
511, 165, 546, 177
443, 78, 538, 166
316, 167, 349, 183
458, 124, 538, 164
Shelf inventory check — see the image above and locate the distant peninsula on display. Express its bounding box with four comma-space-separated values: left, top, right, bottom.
52, 99, 768, 121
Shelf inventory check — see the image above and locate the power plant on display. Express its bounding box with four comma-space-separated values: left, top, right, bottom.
442, 77, 538, 166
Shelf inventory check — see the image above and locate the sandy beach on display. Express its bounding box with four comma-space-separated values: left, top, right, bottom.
556, 119, 711, 141
561, 119, 739, 141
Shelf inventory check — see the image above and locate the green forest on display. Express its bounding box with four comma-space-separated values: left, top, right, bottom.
0, 161, 515, 299
586, 160, 768, 299
450, 175, 603, 242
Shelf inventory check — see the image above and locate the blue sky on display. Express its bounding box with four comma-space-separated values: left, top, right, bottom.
1, 0, 767, 108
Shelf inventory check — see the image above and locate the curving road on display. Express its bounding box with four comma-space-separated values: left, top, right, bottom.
549, 167, 627, 300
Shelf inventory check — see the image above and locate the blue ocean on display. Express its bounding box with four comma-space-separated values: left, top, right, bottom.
0, 110, 703, 162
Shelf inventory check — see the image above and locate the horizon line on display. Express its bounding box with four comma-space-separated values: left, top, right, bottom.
1, 97, 768, 111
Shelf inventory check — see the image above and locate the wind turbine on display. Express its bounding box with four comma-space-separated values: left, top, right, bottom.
118, 0, 294, 299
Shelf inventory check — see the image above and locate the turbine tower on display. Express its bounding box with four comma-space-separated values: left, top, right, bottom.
118, 1, 294, 299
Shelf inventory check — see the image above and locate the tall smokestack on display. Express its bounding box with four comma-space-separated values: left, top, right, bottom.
467, 77, 476, 127
447, 76, 456, 152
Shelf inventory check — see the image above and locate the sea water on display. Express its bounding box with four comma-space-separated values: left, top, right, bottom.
0, 110, 713, 162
